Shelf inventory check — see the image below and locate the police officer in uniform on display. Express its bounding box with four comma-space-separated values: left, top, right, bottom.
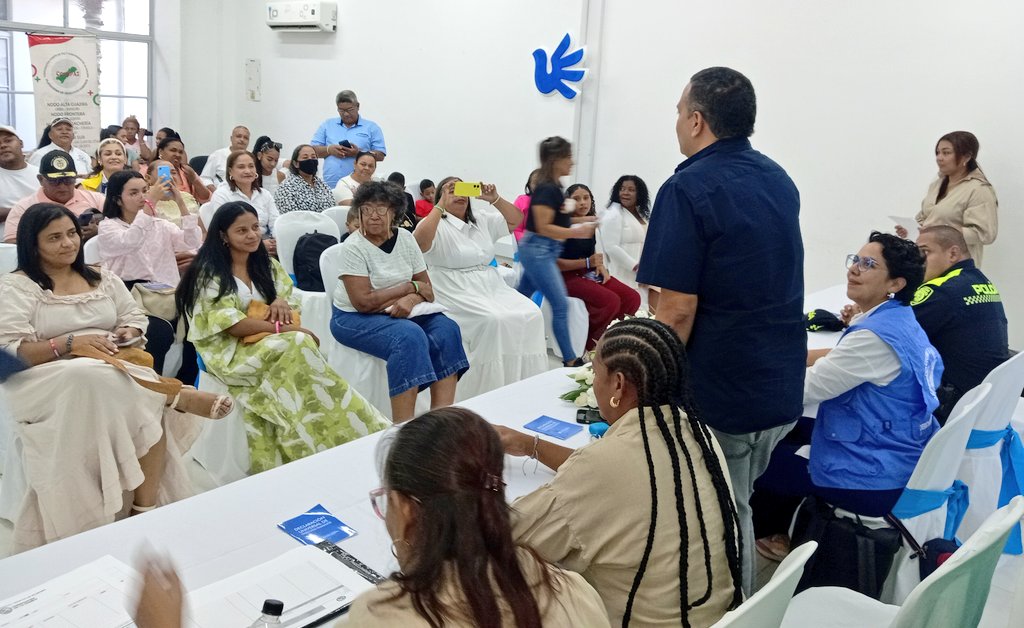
912, 225, 1009, 422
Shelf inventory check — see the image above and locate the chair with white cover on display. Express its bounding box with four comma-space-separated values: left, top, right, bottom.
322, 207, 349, 236
712, 541, 818, 628
273, 210, 340, 279
537, 295, 589, 360
189, 354, 249, 486
958, 352, 1024, 554
0, 243, 16, 274
198, 202, 218, 231
780, 496, 1024, 628
880, 383, 991, 603
82, 237, 101, 265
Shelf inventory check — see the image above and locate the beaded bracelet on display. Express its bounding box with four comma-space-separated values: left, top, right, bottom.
65, 334, 74, 354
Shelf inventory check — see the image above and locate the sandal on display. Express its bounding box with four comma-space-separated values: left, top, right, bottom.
169, 386, 234, 420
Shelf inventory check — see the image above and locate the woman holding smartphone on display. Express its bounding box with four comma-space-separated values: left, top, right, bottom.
515, 137, 596, 367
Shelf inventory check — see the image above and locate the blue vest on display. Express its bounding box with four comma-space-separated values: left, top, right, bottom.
811, 300, 943, 491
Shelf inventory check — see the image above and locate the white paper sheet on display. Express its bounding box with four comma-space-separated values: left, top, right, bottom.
187, 545, 374, 628
888, 215, 919, 241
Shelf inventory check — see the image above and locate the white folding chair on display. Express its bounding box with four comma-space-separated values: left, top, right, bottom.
780, 496, 1024, 628
958, 352, 1024, 553
198, 202, 218, 231
189, 354, 249, 486
0, 243, 16, 274
322, 207, 349, 236
274, 211, 340, 278
712, 541, 818, 627
82, 237, 101, 265
881, 383, 991, 603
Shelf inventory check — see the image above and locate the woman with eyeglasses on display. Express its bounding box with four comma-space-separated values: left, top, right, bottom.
329, 181, 468, 422
751, 231, 942, 562
132, 408, 610, 628
252, 135, 286, 194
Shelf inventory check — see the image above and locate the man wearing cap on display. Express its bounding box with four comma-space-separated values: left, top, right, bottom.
2, 150, 105, 244
311, 90, 386, 188
27, 116, 92, 175
0, 125, 39, 238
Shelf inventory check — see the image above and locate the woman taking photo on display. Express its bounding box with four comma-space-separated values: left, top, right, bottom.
176, 201, 388, 473
81, 138, 130, 193
273, 144, 338, 215
134, 408, 610, 627
413, 176, 547, 398
153, 135, 211, 204
330, 181, 468, 422
515, 137, 596, 367
558, 183, 641, 350
0, 203, 230, 550
499, 318, 742, 626
205, 150, 279, 256
600, 174, 655, 311
898, 131, 998, 266
333, 151, 378, 205
252, 135, 286, 194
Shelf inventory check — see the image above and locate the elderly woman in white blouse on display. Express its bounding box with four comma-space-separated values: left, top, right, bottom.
204, 150, 279, 256
333, 151, 377, 206
599, 175, 655, 311
413, 177, 547, 399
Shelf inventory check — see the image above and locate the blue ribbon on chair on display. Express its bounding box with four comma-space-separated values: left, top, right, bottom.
966, 426, 1024, 554
891, 479, 970, 541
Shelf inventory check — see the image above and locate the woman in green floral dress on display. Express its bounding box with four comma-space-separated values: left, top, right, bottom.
176, 201, 388, 472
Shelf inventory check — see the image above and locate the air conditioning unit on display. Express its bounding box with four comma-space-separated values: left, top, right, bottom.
266, 1, 337, 32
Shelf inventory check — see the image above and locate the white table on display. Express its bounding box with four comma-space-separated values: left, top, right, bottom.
0, 368, 590, 599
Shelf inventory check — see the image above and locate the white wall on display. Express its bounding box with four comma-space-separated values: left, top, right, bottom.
169, 0, 1024, 344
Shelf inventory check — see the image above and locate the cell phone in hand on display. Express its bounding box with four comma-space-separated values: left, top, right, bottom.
79, 212, 98, 226
338, 140, 352, 148
157, 164, 172, 183
453, 181, 482, 197
576, 408, 603, 424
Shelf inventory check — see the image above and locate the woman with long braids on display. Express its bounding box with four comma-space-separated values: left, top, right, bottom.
498, 318, 742, 626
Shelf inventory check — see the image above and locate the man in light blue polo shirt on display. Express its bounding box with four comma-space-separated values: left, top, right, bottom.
311, 90, 386, 188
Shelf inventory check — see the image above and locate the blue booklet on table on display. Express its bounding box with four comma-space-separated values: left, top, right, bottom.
524, 415, 584, 440
279, 504, 357, 545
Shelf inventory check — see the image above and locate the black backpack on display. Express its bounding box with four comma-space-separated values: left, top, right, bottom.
293, 231, 338, 292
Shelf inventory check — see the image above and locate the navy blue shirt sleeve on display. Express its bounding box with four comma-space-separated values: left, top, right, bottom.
636, 179, 704, 294
911, 289, 956, 341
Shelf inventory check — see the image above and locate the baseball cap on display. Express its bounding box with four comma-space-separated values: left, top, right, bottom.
39, 150, 78, 179
0, 125, 18, 137
49, 116, 74, 127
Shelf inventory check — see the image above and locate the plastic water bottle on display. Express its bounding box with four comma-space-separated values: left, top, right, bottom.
589, 422, 609, 440
248, 599, 284, 626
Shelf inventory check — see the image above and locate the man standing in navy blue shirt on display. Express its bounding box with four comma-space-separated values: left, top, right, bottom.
637, 67, 805, 594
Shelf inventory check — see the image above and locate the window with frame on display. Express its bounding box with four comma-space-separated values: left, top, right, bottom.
0, 0, 152, 150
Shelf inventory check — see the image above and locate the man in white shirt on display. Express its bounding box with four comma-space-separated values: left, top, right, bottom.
200, 125, 250, 191
27, 117, 92, 175
0, 126, 41, 239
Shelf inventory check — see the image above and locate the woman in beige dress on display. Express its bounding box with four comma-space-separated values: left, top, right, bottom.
0, 203, 230, 551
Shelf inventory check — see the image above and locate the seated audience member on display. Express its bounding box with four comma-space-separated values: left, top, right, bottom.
0, 203, 231, 551
753, 232, 941, 558
339, 205, 359, 242
144, 159, 201, 229
386, 171, 417, 231
253, 135, 285, 194
81, 138, 130, 193
413, 177, 546, 398
600, 174, 656, 311
112, 126, 142, 168
28, 117, 91, 175
558, 183, 641, 349
4, 150, 105, 244
333, 151, 378, 205
311, 90, 387, 188
329, 181, 469, 422
205, 150, 279, 255
512, 168, 540, 242
200, 125, 250, 190
176, 201, 388, 473
120, 115, 155, 162
273, 144, 336, 215
153, 135, 211, 203
0, 125, 40, 237
499, 318, 742, 625
134, 408, 611, 628
414, 178, 435, 218
154, 127, 178, 145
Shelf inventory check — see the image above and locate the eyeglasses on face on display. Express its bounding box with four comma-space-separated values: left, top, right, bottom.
360, 205, 391, 217
369, 487, 387, 520
845, 254, 880, 272
337, 106, 358, 116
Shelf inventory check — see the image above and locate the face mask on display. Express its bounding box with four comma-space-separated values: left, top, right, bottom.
298, 159, 318, 175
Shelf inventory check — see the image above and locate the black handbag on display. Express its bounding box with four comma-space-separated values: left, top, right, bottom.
791, 496, 902, 599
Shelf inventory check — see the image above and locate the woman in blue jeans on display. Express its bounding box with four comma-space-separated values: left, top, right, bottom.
516, 137, 597, 367
330, 181, 469, 421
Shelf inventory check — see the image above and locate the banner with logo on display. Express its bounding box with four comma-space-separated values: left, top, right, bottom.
28, 34, 100, 154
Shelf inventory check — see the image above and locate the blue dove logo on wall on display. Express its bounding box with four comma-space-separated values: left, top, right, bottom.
533, 33, 587, 100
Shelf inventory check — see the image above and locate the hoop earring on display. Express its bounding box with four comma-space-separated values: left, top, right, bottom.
390, 538, 412, 559
610, 397, 620, 408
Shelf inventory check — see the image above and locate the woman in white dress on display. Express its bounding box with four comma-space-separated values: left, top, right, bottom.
333, 151, 377, 205
599, 175, 657, 311
414, 177, 547, 399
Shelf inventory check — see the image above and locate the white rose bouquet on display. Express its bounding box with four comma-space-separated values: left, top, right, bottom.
559, 363, 597, 409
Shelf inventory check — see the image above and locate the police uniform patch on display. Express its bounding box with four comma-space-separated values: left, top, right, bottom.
52, 156, 70, 171
910, 285, 933, 306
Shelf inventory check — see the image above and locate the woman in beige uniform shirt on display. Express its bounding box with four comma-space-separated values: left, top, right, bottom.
498, 318, 743, 627
899, 131, 998, 265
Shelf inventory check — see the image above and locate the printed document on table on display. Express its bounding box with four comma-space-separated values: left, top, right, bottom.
0, 555, 148, 627
187, 545, 375, 627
